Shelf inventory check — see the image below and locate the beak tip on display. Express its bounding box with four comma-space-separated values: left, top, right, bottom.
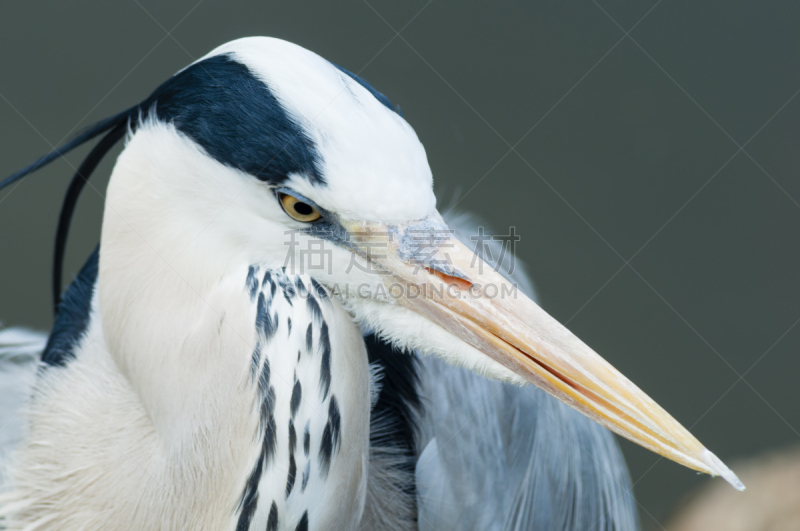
702, 449, 745, 491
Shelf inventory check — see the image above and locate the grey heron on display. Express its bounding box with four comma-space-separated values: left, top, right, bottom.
0, 37, 742, 530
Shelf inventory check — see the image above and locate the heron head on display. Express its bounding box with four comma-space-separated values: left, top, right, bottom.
15, 37, 742, 489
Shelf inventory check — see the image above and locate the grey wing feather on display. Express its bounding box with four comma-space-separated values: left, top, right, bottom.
414, 358, 638, 531
0, 326, 45, 487
413, 213, 639, 531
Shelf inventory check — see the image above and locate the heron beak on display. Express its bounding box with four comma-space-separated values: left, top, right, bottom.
340, 216, 744, 490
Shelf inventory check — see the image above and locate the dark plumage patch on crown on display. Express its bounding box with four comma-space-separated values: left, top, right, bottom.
145, 54, 324, 185
334, 65, 402, 116
43, 247, 99, 367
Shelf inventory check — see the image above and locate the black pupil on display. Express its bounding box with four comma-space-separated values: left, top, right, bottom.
293, 201, 314, 216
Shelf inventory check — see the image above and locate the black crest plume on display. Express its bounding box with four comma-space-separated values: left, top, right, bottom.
0, 106, 138, 314
0, 53, 327, 316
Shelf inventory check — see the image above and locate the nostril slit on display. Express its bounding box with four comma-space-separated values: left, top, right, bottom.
424, 267, 473, 291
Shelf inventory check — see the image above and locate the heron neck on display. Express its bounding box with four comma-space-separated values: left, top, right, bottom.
94, 126, 261, 450
90, 123, 371, 528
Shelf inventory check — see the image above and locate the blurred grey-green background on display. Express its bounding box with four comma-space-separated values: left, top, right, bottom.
1, 1, 799, 528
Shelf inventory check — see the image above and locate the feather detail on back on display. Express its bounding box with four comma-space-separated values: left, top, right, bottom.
414, 357, 638, 531
360, 334, 421, 531
0, 327, 45, 490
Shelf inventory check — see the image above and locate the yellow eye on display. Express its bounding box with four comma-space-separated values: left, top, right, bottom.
279, 193, 322, 223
